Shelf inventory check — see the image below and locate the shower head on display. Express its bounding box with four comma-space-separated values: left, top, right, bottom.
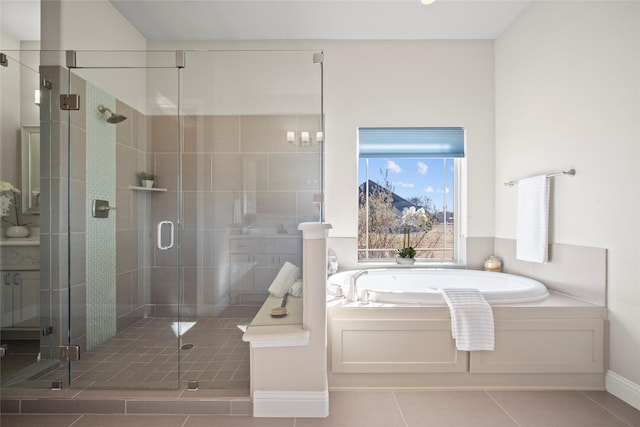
97, 104, 127, 124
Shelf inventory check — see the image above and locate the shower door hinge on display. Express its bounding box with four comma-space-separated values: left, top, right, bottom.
42, 326, 53, 336
313, 52, 324, 64
0, 53, 7, 67
60, 94, 80, 111
58, 345, 81, 362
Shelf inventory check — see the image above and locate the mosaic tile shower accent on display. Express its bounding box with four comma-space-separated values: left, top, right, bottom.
85, 84, 117, 350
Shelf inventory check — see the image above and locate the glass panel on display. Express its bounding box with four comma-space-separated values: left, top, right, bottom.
63, 51, 182, 390
179, 50, 322, 389
0, 50, 54, 388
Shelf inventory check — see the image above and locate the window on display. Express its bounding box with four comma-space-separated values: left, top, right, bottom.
357, 127, 464, 262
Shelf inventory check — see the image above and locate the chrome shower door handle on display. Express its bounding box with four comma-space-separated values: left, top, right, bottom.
157, 220, 175, 250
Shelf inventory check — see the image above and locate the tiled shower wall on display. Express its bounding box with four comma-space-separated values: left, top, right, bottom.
147, 114, 321, 318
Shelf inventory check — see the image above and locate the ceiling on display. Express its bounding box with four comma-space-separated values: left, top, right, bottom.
1, 0, 532, 43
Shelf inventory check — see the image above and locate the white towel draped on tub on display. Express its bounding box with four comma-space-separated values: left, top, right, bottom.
440, 288, 495, 351
516, 174, 550, 263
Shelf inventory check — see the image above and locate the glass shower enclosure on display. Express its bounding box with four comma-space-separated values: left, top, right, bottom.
0, 49, 323, 392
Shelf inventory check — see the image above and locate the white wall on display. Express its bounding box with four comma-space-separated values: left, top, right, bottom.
495, 0, 640, 400
41, 0, 148, 112
320, 40, 495, 241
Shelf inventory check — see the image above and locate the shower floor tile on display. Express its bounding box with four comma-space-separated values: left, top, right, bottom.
7, 310, 256, 392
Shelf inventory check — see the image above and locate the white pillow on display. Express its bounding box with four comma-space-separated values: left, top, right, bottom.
288, 279, 303, 297
268, 262, 300, 297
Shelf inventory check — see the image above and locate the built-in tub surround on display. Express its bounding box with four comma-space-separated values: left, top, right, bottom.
328, 291, 605, 390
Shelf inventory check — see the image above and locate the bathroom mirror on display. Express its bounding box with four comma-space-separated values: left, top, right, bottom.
21, 125, 40, 215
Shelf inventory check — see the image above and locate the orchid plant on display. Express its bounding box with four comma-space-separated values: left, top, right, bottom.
397, 206, 431, 259
0, 181, 27, 226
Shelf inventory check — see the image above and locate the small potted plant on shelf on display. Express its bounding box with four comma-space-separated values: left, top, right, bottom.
137, 171, 156, 188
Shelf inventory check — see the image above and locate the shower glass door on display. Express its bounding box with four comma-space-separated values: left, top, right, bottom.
65, 50, 183, 389
176, 50, 323, 390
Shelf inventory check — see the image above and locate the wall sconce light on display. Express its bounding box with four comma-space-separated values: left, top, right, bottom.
287, 130, 323, 146
34, 89, 40, 106
287, 131, 296, 144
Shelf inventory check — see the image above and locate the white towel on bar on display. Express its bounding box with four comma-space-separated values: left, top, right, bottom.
440, 288, 495, 351
516, 174, 550, 263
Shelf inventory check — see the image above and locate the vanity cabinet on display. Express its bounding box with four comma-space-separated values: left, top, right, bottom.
0, 238, 41, 329
229, 235, 302, 303
1, 270, 40, 328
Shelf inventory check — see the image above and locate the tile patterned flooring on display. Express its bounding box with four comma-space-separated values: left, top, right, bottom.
1, 390, 640, 426
5, 315, 253, 391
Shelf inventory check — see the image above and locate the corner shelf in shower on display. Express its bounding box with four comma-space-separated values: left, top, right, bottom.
128, 185, 168, 192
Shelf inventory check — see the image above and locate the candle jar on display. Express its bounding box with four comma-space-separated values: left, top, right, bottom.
484, 255, 502, 272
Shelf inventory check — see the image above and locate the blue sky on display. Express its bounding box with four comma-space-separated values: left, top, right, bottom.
358, 158, 454, 212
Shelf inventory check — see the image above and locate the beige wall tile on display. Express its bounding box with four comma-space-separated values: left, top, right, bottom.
116, 272, 133, 318
69, 126, 86, 181
154, 153, 179, 190
182, 153, 211, 191
209, 115, 241, 153
183, 115, 238, 154
116, 230, 139, 274
255, 191, 296, 216
240, 115, 297, 153
115, 99, 133, 147
150, 115, 179, 153
212, 154, 245, 191
69, 179, 85, 233
269, 153, 321, 191
69, 232, 86, 287
116, 143, 139, 188
116, 187, 132, 231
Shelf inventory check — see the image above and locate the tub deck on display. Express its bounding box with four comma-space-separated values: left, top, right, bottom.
328, 291, 606, 389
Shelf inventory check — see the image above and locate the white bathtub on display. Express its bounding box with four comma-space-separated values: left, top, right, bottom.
327, 268, 549, 304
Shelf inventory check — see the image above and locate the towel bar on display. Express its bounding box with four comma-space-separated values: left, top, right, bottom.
504, 169, 575, 187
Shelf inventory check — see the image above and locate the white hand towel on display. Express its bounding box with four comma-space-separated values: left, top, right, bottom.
440, 288, 495, 351
516, 175, 550, 263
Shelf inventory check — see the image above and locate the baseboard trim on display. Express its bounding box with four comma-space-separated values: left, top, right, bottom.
606, 370, 640, 410
252, 390, 329, 418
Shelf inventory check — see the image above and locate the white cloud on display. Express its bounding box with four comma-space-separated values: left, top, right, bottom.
438, 187, 450, 194
387, 160, 401, 173
424, 186, 435, 193
417, 162, 428, 175
396, 182, 415, 188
